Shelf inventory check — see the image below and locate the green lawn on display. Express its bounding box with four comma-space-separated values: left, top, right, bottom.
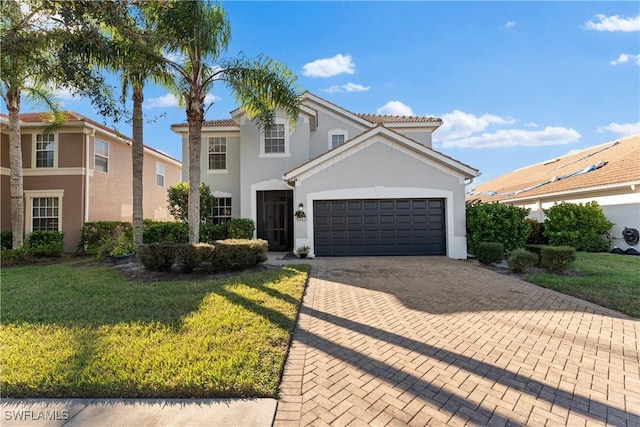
0, 262, 309, 398
524, 252, 640, 318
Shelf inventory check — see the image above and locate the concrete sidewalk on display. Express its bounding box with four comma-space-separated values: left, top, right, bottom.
1, 398, 277, 427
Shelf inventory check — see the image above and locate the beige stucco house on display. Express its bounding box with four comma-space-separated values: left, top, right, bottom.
467, 133, 640, 250
1, 112, 181, 252
172, 92, 479, 258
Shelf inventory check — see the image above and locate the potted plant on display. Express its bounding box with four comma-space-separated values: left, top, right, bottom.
296, 245, 310, 258
109, 234, 136, 264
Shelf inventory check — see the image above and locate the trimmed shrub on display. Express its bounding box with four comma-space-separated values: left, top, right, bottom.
541, 246, 576, 273
466, 202, 532, 254
80, 221, 131, 254
226, 219, 255, 239
1, 247, 32, 264
1, 231, 13, 250
524, 244, 547, 266
525, 219, 548, 245
143, 222, 188, 243
200, 223, 227, 243
543, 201, 613, 252
174, 244, 203, 273
204, 239, 268, 273
508, 249, 539, 273
477, 242, 504, 265
138, 243, 178, 271
26, 231, 64, 257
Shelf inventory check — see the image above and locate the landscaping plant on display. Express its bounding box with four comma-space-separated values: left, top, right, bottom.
508, 249, 539, 273
541, 246, 576, 273
466, 202, 532, 254
477, 242, 504, 265
543, 201, 613, 252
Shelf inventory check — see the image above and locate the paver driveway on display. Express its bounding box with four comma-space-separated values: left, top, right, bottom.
273, 257, 640, 426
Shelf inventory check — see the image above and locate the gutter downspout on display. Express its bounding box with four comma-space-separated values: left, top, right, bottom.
84, 129, 94, 222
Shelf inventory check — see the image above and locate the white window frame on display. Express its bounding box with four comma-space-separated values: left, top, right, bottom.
33, 133, 57, 168
212, 197, 232, 225
207, 136, 228, 173
94, 139, 109, 173
328, 129, 348, 150
156, 162, 165, 186
260, 119, 290, 158
24, 190, 64, 233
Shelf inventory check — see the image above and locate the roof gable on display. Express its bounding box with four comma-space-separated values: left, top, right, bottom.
285, 125, 478, 182
468, 133, 640, 202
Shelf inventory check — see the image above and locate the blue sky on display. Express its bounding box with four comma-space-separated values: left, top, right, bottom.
27, 1, 640, 185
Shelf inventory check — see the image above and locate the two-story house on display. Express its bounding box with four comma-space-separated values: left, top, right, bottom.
171, 92, 478, 258
1, 112, 181, 252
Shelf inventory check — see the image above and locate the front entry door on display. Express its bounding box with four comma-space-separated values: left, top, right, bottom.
257, 190, 293, 251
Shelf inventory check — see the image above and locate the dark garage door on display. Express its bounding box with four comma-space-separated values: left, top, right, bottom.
313, 198, 445, 256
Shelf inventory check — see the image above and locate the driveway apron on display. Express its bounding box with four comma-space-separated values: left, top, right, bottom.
273, 257, 640, 426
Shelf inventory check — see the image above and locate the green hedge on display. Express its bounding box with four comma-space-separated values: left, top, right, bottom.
226, 219, 255, 239
138, 239, 267, 273
26, 231, 65, 257
477, 242, 503, 265
1, 231, 12, 250
524, 244, 547, 266
541, 246, 576, 273
508, 249, 539, 273
80, 221, 132, 254
543, 201, 612, 252
466, 202, 532, 254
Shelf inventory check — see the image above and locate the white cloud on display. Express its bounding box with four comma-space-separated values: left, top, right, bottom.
505, 21, 516, 28
440, 127, 580, 149
610, 53, 640, 65
597, 121, 640, 136
303, 54, 355, 78
204, 93, 221, 104
145, 92, 220, 109
376, 101, 414, 116
527, 122, 539, 128
325, 82, 370, 93
145, 93, 179, 109
434, 110, 515, 141
51, 86, 77, 103
584, 14, 640, 32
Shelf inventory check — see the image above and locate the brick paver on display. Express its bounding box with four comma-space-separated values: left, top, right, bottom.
273, 257, 640, 426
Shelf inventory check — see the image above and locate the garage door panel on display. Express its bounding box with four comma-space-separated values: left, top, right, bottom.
314, 198, 446, 256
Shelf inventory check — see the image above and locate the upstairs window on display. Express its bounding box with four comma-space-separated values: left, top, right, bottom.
94, 140, 109, 173
156, 162, 165, 186
331, 134, 345, 148
328, 129, 348, 150
264, 123, 286, 153
208, 137, 227, 170
35, 134, 55, 168
260, 120, 290, 157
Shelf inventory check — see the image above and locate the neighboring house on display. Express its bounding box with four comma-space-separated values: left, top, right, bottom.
467, 133, 640, 250
1, 112, 182, 252
171, 92, 478, 258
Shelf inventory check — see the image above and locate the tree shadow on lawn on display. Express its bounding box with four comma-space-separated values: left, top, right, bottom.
1, 262, 307, 328
1, 263, 308, 398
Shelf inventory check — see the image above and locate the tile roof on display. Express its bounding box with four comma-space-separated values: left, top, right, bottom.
467, 133, 640, 203
356, 113, 442, 124
2, 112, 180, 163
171, 119, 239, 128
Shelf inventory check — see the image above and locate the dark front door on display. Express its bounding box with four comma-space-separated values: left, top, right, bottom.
257, 190, 293, 251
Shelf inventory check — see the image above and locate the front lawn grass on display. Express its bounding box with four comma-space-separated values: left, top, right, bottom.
0, 262, 309, 398
524, 252, 639, 318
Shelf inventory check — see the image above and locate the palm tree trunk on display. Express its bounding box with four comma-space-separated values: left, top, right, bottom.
7, 88, 24, 249
131, 88, 144, 246
186, 90, 203, 244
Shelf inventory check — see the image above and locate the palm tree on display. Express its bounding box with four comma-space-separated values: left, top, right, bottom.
108, 7, 173, 246
148, 1, 301, 244
1, 0, 125, 248
1, 0, 62, 249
